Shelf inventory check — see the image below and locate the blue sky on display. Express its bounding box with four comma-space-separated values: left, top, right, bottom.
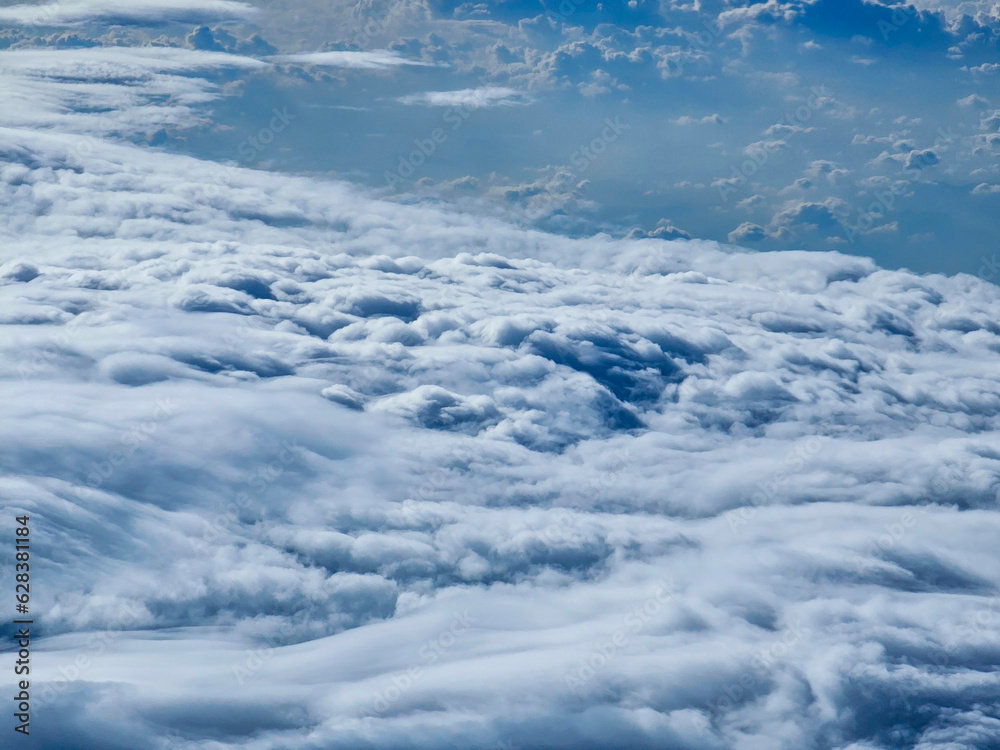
4, 0, 999, 273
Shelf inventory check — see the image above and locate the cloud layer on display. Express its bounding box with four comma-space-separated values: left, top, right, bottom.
0, 0, 256, 27
0, 14, 998, 750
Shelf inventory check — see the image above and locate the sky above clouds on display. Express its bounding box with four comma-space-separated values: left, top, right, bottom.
2, 0, 998, 272
1, 1, 1000, 749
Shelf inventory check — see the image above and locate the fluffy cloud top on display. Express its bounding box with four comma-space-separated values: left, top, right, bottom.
270, 49, 433, 70
0, 44, 1000, 750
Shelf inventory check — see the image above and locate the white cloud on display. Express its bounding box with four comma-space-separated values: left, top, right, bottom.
972, 183, 1000, 194
0, 45, 268, 73
2, 35, 1000, 750
0, 0, 255, 26
965, 62, 1000, 74
397, 86, 532, 108
728, 221, 768, 243
270, 50, 433, 70
4, 117, 1000, 747
0, 46, 267, 136
958, 93, 989, 107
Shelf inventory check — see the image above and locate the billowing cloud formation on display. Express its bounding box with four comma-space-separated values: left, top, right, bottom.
1, 44, 1000, 750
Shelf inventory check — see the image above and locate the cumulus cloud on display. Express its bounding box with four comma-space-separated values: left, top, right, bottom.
728, 221, 768, 243
627, 219, 692, 241
958, 93, 989, 107
904, 147, 940, 169
771, 198, 846, 229
972, 183, 1000, 194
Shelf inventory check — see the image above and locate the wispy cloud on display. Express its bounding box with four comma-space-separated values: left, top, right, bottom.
397, 87, 532, 108
0, 0, 255, 26
269, 50, 433, 70
672, 114, 727, 125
